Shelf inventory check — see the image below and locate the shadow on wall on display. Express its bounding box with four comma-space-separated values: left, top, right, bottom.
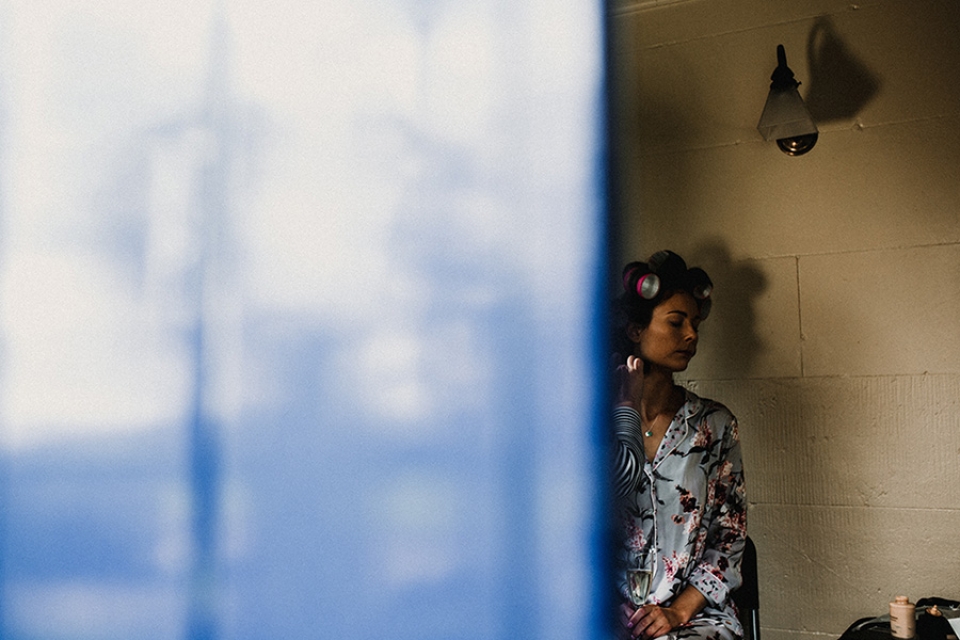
608, 93, 695, 263
690, 240, 767, 379
804, 16, 881, 124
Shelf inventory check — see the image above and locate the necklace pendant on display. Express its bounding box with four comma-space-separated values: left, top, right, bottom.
644, 430, 653, 437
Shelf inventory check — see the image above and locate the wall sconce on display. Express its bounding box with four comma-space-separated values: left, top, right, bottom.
757, 44, 818, 156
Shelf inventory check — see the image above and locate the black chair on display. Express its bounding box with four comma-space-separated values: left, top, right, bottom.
732, 536, 760, 640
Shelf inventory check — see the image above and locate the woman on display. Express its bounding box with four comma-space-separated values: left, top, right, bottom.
611, 250, 747, 640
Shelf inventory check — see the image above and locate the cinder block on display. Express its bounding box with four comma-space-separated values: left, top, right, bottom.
750, 504, 960, 636
796, 375, 960, 509
822, 0, 960, 128
611, 0, 882, 53
612, 28, 782, 153
799, 246, 960, 376
617, 118, 960, 261
611, 0, 960, 151
689, 376, 960, 510
686, 378, 806, 506
680, 255, 802, 381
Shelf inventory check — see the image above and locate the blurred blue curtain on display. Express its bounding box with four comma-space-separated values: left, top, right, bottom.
0, 1, 608, 639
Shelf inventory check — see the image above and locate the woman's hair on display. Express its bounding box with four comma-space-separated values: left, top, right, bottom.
612, 250, 713, 358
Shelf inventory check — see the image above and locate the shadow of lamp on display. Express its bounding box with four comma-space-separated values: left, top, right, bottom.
757, 44, 818, 156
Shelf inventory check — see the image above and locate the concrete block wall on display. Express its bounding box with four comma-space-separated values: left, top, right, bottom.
608, 1, 960, 639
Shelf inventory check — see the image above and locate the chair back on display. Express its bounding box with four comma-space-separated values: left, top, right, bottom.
732, 536, 760, 640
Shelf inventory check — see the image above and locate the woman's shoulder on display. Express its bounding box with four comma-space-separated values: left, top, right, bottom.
681, 388, 741, 451
681, 388, 737, 427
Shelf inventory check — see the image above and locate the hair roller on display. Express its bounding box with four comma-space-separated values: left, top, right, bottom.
699, 297, 713, 320
687, 267, 713, 300
636, 273, 661, 299
618, 250, 715, 325
621, 263, 640, 292
622, 263, 661, 300
647, 250, 672, 272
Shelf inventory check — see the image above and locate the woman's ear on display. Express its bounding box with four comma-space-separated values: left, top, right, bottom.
626, 322, 644, 344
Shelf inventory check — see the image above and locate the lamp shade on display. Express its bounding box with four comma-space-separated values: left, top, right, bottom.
757, 85, 818, 141
757, 44, 818, 155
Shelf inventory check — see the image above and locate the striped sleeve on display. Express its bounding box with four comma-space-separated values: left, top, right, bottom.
612, 405, 645, 497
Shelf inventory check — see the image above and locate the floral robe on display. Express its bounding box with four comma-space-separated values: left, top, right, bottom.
613, 389, 747, 640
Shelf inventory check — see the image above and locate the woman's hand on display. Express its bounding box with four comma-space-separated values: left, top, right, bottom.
616, 354, 645, 409
619, 586, 707, 639
621, 603, 686, 639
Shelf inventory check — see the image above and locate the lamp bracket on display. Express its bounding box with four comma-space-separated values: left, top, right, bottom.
769, 44, 800, 91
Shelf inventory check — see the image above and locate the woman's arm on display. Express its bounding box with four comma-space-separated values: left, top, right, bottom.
687, 413, 748, 607
612, 404, 645, 497
612, 356, 646, 497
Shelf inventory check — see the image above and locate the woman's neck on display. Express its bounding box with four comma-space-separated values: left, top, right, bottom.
640, 370, 682, 423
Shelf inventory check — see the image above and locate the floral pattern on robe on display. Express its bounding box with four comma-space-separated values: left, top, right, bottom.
612, 389, 747, 640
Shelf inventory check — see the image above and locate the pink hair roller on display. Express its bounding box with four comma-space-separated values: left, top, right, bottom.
622, 264, 661, 300
636, 273, 660, 299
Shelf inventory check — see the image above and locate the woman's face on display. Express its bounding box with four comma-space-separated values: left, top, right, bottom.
631, 292, 701, 371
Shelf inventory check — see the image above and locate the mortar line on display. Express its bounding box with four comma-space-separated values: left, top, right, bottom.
795, 255, 805, 379
748, 502, 960, 514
